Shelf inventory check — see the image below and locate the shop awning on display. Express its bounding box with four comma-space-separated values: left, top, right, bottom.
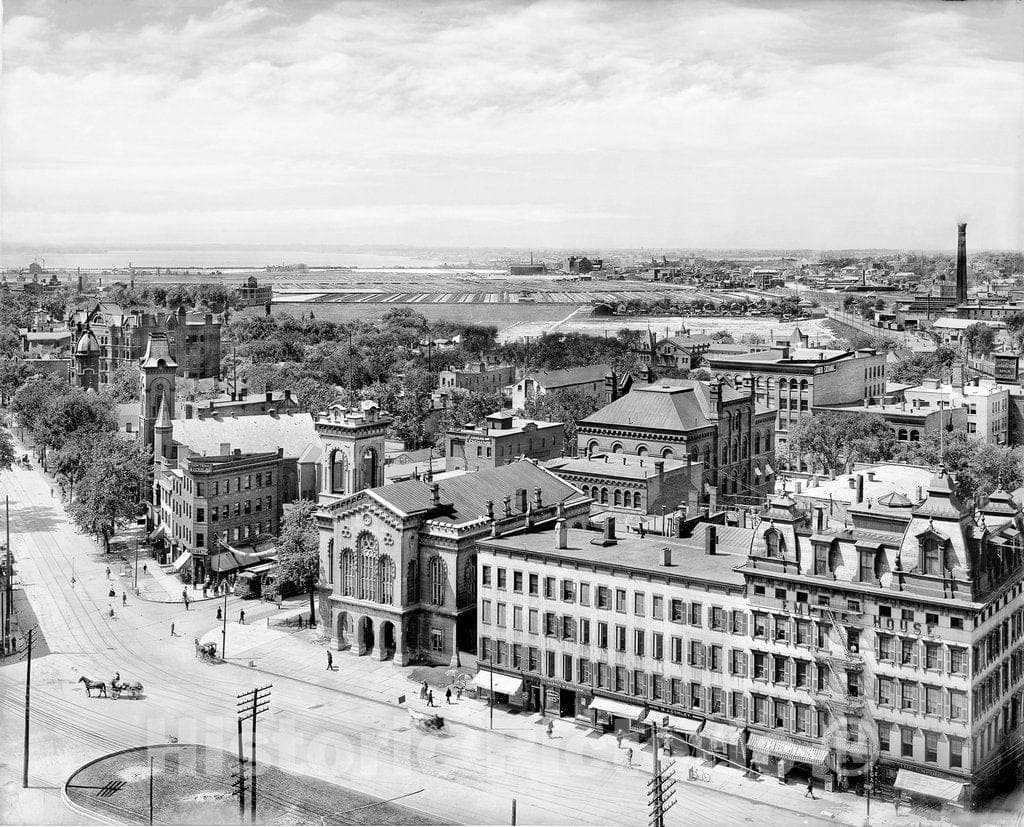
658, 714, 702, 734
588, 696, 647, 721
471, 670, 523, 696
171, 550, 192, 572
148, 525, 166, 542
748, 733, 828, 765
700, 721, 743, 745
894, 769, 965, 803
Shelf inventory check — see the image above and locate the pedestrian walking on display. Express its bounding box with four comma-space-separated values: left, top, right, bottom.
170, 622, 175, 636
70, 575, 76, 589
326, 650, 333, 670
239, 609, 245, 625
195, 639, 200, 658
626, 748, 633, 766
456, 685, 463, 700
105, 567, 111, 579
122, 592, 127, 607
216, 606, 222, 620
445, 687, 452, 704
805, 779, 815, 799
420, 681, 427, 700
50, 487, 53, 498
143, 564, 148, 574
427, 690, 435, 707
616, 732, 623, 749
108, 604, 114, 618
546, 720, 554, 738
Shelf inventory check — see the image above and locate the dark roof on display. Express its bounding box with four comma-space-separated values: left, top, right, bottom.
370, 460, 586, 523
581, 381, 742, 432
480, 527, 746, 587
526, 364, 613, 389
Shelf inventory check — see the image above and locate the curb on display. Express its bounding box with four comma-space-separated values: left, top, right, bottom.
215, 649, 842, 825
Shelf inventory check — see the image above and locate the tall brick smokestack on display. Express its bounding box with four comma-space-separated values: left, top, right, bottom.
956, 223, 967, 305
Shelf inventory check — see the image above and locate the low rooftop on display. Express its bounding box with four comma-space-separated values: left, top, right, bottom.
545, 452, 691, 480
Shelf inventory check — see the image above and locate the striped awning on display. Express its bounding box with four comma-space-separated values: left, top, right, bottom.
894, 769, 965, 803
588, 696, 647, 721
700, 721, 743, 745
171, 551, 192, 572
748, 733, 828, 765
659, 714, 702, 734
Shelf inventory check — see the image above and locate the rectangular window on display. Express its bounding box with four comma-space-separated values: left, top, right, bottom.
615, 625, 626, 652
671, 636, 683, 664
877, 677, 894, 706
925, 643, 941, 670
901, 727, 914, 758
546, 651, 556, 678
614, 667, 627, 693
634, 592, 645, 616
528, 609, 538, 634
732, 610, 747, 635
597, 586, 610, 609
513, 606, 523, 631
710, 645, 722, 672
711, 606, 725, 630
528, 647, 539, 672
753, 613, 768, 638
615, 589, 627, 612
497, 568, 507, 589
690, 682, 702, 709
652, 674, 663, 701
562, 616, 574, 640
580, 619, 590, 645
480, 637, 491, 661
529, 574, 539, 596
950, 690, 967, 721
578, 659, 591, 686
753, 652, 766, 680
731, 649, 748, 677
670, 599, 685, 622
901, 683, 917, 712
950, 647, 967, 675
794, 660, 809, 688
482, 600, 492, 624
924, 731, 938, 763
652, 632, 663, 660
949, 737, 964, 768
579, 582, 590, 606
634, 671, 647, 698
431, 628, 444, 653
496, 603, 506, 628
544, 577, 555, 598
597, 622, 608, 649
772, 656, 787, 684
196, 533, 204, 547
925, 685, 942, 716
689, 602, 702, 627
796, 621, 811, 646
878, 722, 890, 752
794, 704, 809, 734
633, 629, 645, 656
513, 571, 523, 593
562, 654, 573, 682
196, 508, 205, 523
562, 579, 575, 602
512, 644, 523, 669
652, 595, 663, 620
900, 638, 917, 667
877, 634, 894, 661
544, 612, 555, 636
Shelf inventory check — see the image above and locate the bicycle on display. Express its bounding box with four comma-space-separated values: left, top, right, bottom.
688, 766, 711, 783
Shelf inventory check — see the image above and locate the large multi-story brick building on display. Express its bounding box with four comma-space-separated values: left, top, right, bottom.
444, 412, 564, 472
438, 361, 516, 396
476, 474, 1024, 811
576, 379, 776, 505
67, 302, 222, 384
707, 345, 887, 456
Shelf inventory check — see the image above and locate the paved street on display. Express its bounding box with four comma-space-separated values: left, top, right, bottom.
0, 452, 1020, 826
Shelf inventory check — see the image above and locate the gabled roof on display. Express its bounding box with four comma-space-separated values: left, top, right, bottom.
171, 412, 318, 460
367, 460, 586, 524
524, 364, 614, 389
580, 381, 741, 432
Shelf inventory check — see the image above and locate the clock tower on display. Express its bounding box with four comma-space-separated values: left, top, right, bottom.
315, 400, 391, 507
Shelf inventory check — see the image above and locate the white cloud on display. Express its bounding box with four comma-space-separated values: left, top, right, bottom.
2, 0, 1022, 249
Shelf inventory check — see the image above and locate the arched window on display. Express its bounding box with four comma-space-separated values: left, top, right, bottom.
754, 432, 761, 455
800, 379, 808, 391
587, 440, 600, 455
611, 442, 624, 454
581, 484, 590, 498
732, 440, 739, 462
637, 445, 649, 457
721, 446, 729, 464
378, 555, 396, 604
897, 429, 907, 441
632, 491, 642, 509
407, 559, 418, 603
327, 538, 334, 586
614, 489, 622, 506
741, 435, 748, 459
703, 446, 711, 469
464, 555, 477, 601
600, 487, 609, 504
765, 529, 786, 558
689, 448, 698, 463
358, 533, 379, 601
341, 549, 355, 597
429, 556, 447, 606
909, 430, 920, 442
662, 447, 674, 459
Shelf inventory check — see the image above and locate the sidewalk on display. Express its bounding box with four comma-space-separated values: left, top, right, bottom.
199, 617, 958, 827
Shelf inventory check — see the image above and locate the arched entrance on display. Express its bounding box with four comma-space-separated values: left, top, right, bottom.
380, 621, 396, 661
361, 448, 379, 489
330, 449, 347, 494
336, 611, 351, 650
358, 616, 374, 656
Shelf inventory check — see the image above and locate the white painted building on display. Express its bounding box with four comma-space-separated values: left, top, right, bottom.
904, 377, 1010, 445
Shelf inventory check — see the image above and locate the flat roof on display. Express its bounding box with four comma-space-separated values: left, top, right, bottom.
790, 464, 934, 505
479, 527, 746, 587
546, 453, 691, 480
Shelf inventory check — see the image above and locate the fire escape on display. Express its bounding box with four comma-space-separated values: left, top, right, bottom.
817, 606, 875, 770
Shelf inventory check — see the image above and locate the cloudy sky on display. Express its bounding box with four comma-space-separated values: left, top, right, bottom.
2, 0, 1022, 251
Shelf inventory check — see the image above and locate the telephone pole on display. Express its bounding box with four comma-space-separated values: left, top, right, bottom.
237, 685, 271, 823
23, 628, 34, 788
5, 496, 12, 639
647, 721, 676, 827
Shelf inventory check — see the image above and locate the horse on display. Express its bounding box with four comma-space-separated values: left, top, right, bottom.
78, 676, 107, 698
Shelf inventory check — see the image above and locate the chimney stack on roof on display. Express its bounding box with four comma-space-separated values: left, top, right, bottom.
503, 496, 512, 517
704, 524, 717, 556
555, 515, 568, 549
430, 482, 440, 506
855, 473, 865, 504
662, 547, 673, 567
486, 499, 494, 521
592, 517, 617, 547
220, 442, 231, 455
534, 487, 543, 510
956, 223, 968, 305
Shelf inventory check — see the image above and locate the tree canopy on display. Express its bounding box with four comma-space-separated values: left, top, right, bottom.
67, 438, 149, 551
788, 411, 895, 475
274, 500, 321, 624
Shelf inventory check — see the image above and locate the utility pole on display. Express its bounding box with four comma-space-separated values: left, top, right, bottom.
221, 581, 228, 660
149, 756, 154, 826
646, 720, 676, 827
5, 496, 11, 638
488, 646, 494, 730
23, 628, 33, 788
231, 767, 247, 824
134, 539, 139, 590
237, 685, 271, 823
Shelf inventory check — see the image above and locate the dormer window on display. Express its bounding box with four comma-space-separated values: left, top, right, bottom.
921, 537, 942, 575
765, 529, 786, 558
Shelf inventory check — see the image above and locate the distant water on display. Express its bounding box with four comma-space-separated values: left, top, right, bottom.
0, 248, 445, 270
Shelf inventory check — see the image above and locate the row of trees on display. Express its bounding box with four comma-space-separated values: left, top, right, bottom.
10, 375, 148, 549
788, 411, 1024, 503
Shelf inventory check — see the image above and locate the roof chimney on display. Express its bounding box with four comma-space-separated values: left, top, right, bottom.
915, 485, 923, 502
662, 547, 673, 567
556, 516, 567, 549
704, 524, 717, 555
815, 506, 825, 532
220, 442, 231, 455
516, 488, 528, 513
503, 496, 512, 517
592, 516, 617, 546
266, 390, 273, 402
956, 223, 968, 305
855, 473, 865, 504
866, 471, 876, 482
534, 487, 543, 509
486, 499, 494, 521
431, 482, 440, 506
654, 460, 664, 479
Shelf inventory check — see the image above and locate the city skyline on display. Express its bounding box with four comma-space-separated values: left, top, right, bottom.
2, 0, 1022, 251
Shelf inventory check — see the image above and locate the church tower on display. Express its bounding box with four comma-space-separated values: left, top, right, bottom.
72, 326, 101, 392
153, 393, 173, 462
139, 333, 178, 457
315, 400, 392, 506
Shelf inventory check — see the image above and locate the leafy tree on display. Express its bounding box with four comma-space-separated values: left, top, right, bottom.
0, 356, 30, 405
293, 377, 337, 413
894, 430, 1024, 502
789, 412, 895, 475
1005, 313, 1024, 354
963, 323, 996, 357
11, 375, 70, 440
887, 347, 958, 386
108, 361, 141, 403
68, 439, 149, 551
34, 388, 115, 453
274, 500, 321, 625
522, 387, 601, 449
0, 429, 14, 471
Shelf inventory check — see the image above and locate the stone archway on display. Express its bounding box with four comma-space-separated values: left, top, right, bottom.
336, 611, 351, 651
358, 616, 374, 656
380, 621, 396, 661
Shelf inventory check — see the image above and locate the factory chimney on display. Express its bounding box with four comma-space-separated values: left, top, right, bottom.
956, 223, 968, 305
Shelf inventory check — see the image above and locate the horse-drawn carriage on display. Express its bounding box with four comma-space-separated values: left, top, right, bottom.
197, 641, 218, 662
79, 675, 143, 699
408, 709, 448, 735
